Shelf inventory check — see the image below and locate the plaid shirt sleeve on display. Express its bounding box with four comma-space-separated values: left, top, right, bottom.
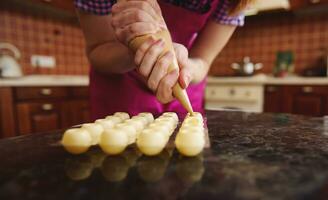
211, 0, 245, 26
74, 0, 116, 15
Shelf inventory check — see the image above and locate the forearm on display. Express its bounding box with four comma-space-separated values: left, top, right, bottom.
87, 42, 135, 74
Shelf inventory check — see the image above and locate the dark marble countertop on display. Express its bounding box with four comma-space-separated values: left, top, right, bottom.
1, 110, 328, 200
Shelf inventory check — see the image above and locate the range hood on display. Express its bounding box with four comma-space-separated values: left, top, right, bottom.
245, 0, 290, 16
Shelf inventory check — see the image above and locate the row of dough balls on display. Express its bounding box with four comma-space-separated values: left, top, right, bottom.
175, 112, 205, 157
61, 112, 178, 155
61, 112, 152, 154
136, 112, 179, 156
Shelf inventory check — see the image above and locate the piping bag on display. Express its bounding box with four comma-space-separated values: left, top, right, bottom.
120, 1, 194, 114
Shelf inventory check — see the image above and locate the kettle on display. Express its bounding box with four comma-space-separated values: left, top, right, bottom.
231, 57, 263, 76
0, 43, 23, 78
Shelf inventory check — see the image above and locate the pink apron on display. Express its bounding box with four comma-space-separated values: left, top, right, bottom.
89, 0, 218, 120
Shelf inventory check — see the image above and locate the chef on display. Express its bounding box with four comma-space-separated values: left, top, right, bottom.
74, 0, 253, 119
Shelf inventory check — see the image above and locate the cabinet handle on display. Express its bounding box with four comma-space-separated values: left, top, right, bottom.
210, 90, 216, 96
309, 0, 320, 4
42, 104, 53, 111
302, 86, 313, 93
267, 86, 276, 92
40, 88, 52, 96
229, 88, 235, 96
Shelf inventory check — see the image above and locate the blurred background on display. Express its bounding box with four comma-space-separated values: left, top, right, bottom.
0, 0, 327, 138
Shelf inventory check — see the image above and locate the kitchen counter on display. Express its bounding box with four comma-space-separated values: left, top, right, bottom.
0, 75, 89, 87
0, 110, 328, 199
208, 75, 328, 85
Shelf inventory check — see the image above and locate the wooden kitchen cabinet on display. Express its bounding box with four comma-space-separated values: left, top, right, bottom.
283, 86, 328, 117
264, 85, 328, 117
16, 102, 62, 135
0, 86, 90, 138
290, 0, 328, 9
264, 85, 284, 113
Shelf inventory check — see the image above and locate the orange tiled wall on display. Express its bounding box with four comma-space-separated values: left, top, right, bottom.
210, 13, 328, 76
1, 7, 327, 76
0, 9, 89, 75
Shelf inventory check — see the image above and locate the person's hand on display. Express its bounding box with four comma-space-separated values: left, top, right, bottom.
111, 0, 166, 45
134, 39, 194, 104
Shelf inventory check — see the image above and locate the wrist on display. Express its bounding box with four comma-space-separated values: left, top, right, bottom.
188, 57, 208, 84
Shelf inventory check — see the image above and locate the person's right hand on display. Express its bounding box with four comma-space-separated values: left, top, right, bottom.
111, 0, 166, 46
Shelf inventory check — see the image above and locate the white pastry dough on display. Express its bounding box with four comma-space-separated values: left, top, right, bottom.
81, 123, 104, 145
124, 119, 144, 133
175, 131, 205, 157
137, 129, 166, 156
99, 128, 129, 155
180, 124, 204, 133
105, 116, 122, 124
148, 123, 172, 136
144, 126, 170, 142
183, 116, 203, 126
137, 112, 154, 124
153, 121, 176, 133
162, 112, 179, 122
61, 128, 92, 154
114, 112, 130, 121
132, 116, 149, 127
115, 123, 137, 144
95, 119, 115, 130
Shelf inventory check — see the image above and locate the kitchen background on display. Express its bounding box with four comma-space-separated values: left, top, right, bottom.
0, 0, 327, 76
0, 0, 328, 138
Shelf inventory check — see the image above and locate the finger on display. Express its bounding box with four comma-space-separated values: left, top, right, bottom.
156, 69, 179, 104
147, 51, 173, 92
173, 43, 189, 67
111, 9, 154, 28
116, 22, 158, 44
179, 66, 192, 89
138, 39, 165, 77
135, 36, 157, 66
112, 1, 159, 22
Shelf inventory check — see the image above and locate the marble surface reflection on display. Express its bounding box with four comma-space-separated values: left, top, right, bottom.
0, 111, 328, 199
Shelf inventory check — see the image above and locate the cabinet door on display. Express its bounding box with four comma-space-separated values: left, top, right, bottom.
16, 102, 62, 135
283, 86, 328, 117
290, 0, 328, 9
62, 100, 90, 128
264, 85, 284, 113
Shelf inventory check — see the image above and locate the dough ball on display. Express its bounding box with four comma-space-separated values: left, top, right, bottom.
115, 123, 137, 144
157, 116, 178, 124
124, 119, 145, 133
183, 116, 203, 126
153, 121, 176, 133
61, 128, 92, 154
99, 128, 129, 155
81, 123, 104, 145
148, 123, 171, 138
180, 124, 204, 133
105, 116, 122, 124
162, 112, 179, 122
137, 129, 166, 156
138, 112, 154, 124
114, 112, 130, 121
101, 155, 129, 182
132, 116, 149, 126
175, 131, 205, 157
95, 119, 115, 130
186, 112, 203, 120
